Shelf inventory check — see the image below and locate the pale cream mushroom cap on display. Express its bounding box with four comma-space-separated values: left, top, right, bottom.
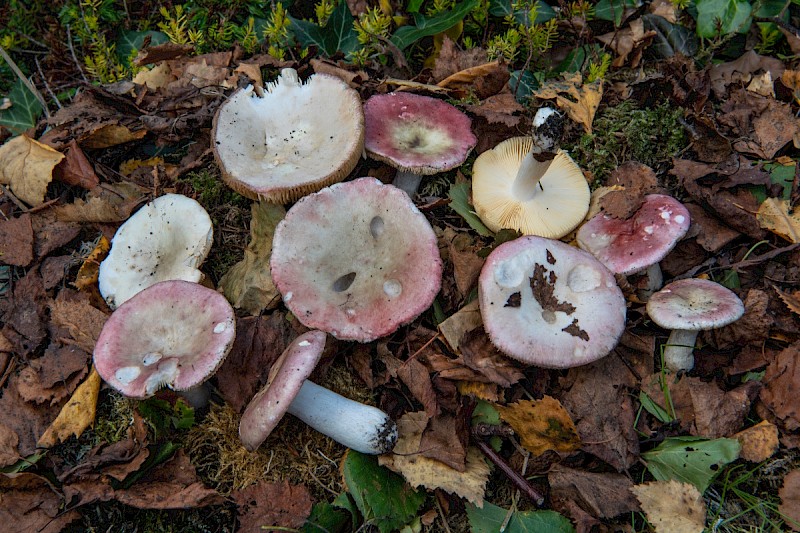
472, 137, 590, 239
212, 68, 364, 204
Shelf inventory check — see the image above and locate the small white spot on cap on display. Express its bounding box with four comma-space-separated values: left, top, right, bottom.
116, 366, 141, 384
643, 225, 654, 234
298, 340, 311, 347
214, 322, 227, 334
142, 352, 162, 366
675, 215, 685, 224
660, 210, 672, 220
383, 279, 402, 298
567, 264, 602, 293
284, 292, 293, 302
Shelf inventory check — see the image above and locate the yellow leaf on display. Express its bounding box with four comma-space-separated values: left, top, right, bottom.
119, 156, 165, 177
757, 198, 800, 243
631, 480, 706, 533
132, 62, 175, 90
457, 381, 500, 402
37, 367, 101, 448
378, 412, 490, 506
494, 396, 581, 456
81, 124, 147, 149
0, 134, 64, 206
75, 235, 110, 291
533, 72, 602, 133
734, 420, 779, 463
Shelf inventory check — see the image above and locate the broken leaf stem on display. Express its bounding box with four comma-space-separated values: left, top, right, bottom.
470, 430, 545, 506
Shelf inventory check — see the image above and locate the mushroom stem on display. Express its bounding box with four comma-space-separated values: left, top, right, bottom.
662, 329, 699, 372
287, 380, 398, 455
512, 149, 546, 200
636, 263, 664, 301
392, 170, 423, 197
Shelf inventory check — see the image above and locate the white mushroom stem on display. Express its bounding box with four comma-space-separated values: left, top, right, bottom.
663, 329, 699, 372
636, 263, 664, 301
512, 149, 546, 199
287, 380, 398, 455
392, 170, 423, 197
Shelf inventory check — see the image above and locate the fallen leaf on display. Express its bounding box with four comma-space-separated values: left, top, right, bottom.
132, 62, 175, 90
780, 470, 800, 531
437, 61, 509, 100
712, 289, 771, 348
760, 342, 800, 430
397, 356, 439, 418
431, 36, 488, 82
438, 299, 482, 352
465, 91, 525, 127
378, 411, 490, 506
49, 289, 109, 353
0, 134, 64, 206
457, 327, 525, 387
233, 480, 313, 532
597, 18, 656, 68
747, 71, 775, 97
684, 203, 741, 252
0, 214, 33, 267
775, 286, 800, 317
74, 235, 110, 292
55, 140, 99, 190
17, 344, 89, 405
0, 473, 80, 533
631, 480, 706, 533
734, 420, 779, 462
37, 367, 101, 448
218, 201, 285, 315
0, 424, 20, 467
55, 181, 145, 223
549, 464, 639, 519
495, 397, 581, 456
533, 72, 602, 133
31, 210, 81, 259
709, 50, 785, 99
80, 123, 147, 149
419, 412, 468, 471
0, 375, 63, 456
758, 198, 800, 243
1, 268, 47, 358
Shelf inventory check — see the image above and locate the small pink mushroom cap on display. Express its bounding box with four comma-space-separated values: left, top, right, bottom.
363, 92, 477, 174
270, 177, 443, 342
93, 280, 236, 399
239, 330, 326, 452
479, 236, 626, 368
576, 194, 691, 275
646, 278, 744, 330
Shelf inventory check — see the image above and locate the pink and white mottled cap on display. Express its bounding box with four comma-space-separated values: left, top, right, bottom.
270, 177, 442, 342
363, 92, 477, 175
479, 236, 626, 368
646, 278, 744, 330
239, 330, 326, 452
93, 280, 235, 399
576, 194, 691, 275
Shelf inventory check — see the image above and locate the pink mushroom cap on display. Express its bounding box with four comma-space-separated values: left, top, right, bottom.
93, 280, 236, 399
239, 330, 326, 451
363, 92, 477, 174
646, 278, 744, 331
270, 177, 443, 342
479, 236, 626, 368
576, 194, 691, 275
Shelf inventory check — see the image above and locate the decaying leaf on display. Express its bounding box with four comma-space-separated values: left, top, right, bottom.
757, 198, 800, 243
549, 464, 639, 519
597, 18, 656, 68
533, 72, 602, 132
631, 480, 706, 533
378, 411, 490, 506
0, 214, 34, 267
438, 299, 482, 352
80, 124, 147, 149
0, 134, 64, 206
780, 470, 800, 531
37, 367, 101, 448
760, 342, 800, 430
734, 420, 779, 463
495, 396, 581, 456
775, 286, 800, 317
54, 181, 145, 223
233, 480, 313, 531
74, 236, 110, 292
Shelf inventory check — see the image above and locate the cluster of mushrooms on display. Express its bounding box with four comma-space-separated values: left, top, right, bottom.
92, 68, 745, 459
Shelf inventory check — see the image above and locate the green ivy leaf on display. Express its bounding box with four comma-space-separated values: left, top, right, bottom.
509, 69, 539, 103
391, 0, 479, 51
0, 78, 43, 135
342, 451, 425, 533
594, 0, 638, 26
488, 0, 556, 25
116, 30, 169, 66
467, 502, 575, 533
290, 0, 359, 57
695, 0, 752, 38
642, 436, 741, 493
302, 501, 351, 533
642, 14, 698, 58
448, 182, 492, 237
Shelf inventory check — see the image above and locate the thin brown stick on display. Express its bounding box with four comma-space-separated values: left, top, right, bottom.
471, 432, 545, 506
0, 45, 50, 118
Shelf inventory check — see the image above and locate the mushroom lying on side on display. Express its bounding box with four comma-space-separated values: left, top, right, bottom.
239, 331, 397, 455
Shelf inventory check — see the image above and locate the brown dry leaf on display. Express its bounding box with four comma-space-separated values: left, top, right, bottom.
465, 91, 525, 128
0, 375, 63, 456
0, 214, 33, 267
549, 464, 639, 519
780, 470, 800, 530
457, 381, 500, 402
458, 327, 525, 387
17, 344, 88, 405
233, 480, 313, 532
74, 235, 110, 292
1, 268, 47, 358
37, 367, 101, 448
219, 201, 284, 315
747, 71, 775, 97
775, 286, 800, 317
80, 124, 147, 149
132, 62, 176, 90
597, 19, 656, 68
533, 72, 602, 133
0, 473, 80, 533
233, 62, 264, 88
0, 424, 20, 467
684, 204, 741, 252
495, 397, 581, 456
438, 299, 482, 352
431, 36, 488, 82
116, 481, 224, 509
757, 198, 800, 243
310, 58, 368, 89
437, 61, 509, 100
50, 289, 109, 353
55, 181, 145, 223
445, 228, 485, 297
712, 289, 771, 348
419, 412, 468, 471
0, 134, 64, 206
709, 50, 785, 99
398, 356, 440, 418
760, 342, 800, 430
631, 480, 706, 533
734, 420, 779, 462
378, 411, 490, 506
55, 140, 99, 190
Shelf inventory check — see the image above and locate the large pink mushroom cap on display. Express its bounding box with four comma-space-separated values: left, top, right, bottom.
93, 280, 236, 399
270, 177, 442, 342
576, 194, 691, 275
479, 236, 626, 368
363, 92, 477, 174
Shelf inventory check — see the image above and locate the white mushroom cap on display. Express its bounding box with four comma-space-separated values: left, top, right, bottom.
93, 280, 236, 399
472, 137, 590, 239
98, 193, 213, 309
478, 236, 626, 368
270, 177, 442, 342
212, 68, 364, 203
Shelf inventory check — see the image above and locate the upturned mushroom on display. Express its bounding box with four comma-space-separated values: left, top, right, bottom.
479, 236, 626, 368
646, 278, 744, 372
93, 280, 236, 399
239, 330, 398, 455
212, 68, 364, 203
98, 193, 213, 309
363, 92, 477, 196
270, 177, 442, 342
472, 137, 590, 239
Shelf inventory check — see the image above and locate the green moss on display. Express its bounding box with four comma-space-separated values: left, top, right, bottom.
566, 100, 688, 185
93, 391, 137, 445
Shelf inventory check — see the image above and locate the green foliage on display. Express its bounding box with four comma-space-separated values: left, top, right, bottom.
0, 78, 43, 135
351, 7, 394, 66
486, 0, 558, 64
138, 397, 196, 440
60, 0, 129, 83
642, 436, 741, 493
264, 3, 295, 60
594, 0, 637, 26
391, 0, 480, 50
695, 0, 752, 37
466, 502, 575, 532
303, 502, 351, 533
639, 390, 674, 424
642, 13, 699, 58
449, 181, 493, 236
292, 0, 359, 58
586, 52, 612, 82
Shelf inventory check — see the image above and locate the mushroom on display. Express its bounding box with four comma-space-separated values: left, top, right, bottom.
576, 194, 691, 296
239, 330, 398, 455
472, 137, 590, 239
478, 236, 626, 368
212, 68, 364, 203
98, 193, 213, 309
646, 278, 744, 372
93, 280, 236, 399
270, 177, 442, 342
363, 92, 477, 196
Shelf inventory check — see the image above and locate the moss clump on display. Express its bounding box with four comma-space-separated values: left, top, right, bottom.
92, 391, 138, 445
567, 100, 688, 185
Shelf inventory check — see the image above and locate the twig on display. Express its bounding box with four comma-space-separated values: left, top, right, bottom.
0, 45, 50, 119
0, 184, 30, 212
34, 57, 62, 109
65, 26, 89, 84
471, 432, 545, 506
